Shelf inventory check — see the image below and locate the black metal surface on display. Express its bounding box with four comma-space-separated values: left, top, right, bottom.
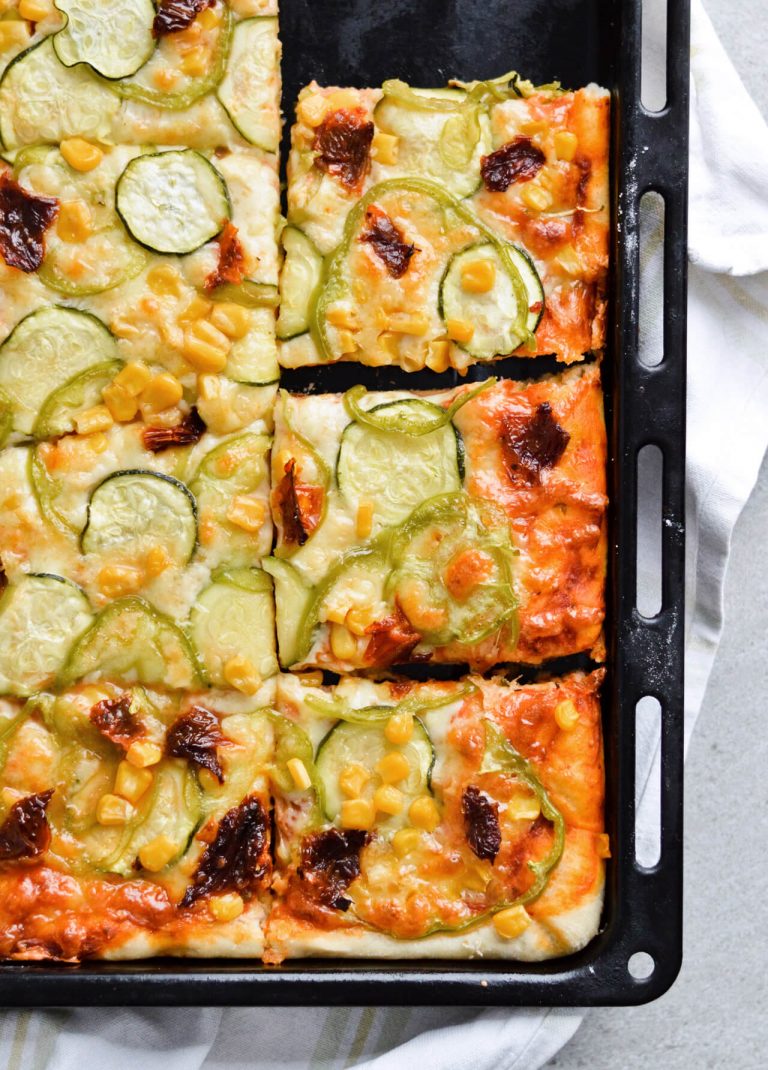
0, 0, 689, 1007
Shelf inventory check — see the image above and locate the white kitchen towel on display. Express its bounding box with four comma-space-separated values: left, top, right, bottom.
2, 1, 768, 1068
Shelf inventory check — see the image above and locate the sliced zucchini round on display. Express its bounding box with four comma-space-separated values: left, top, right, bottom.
29, 446, 81, 537
0, 38, 119, 151
337, 402, 463, 528
61, 596, 200, 689
216, 16, 280, 152
210, 281, 279, 309
190, 567, 277, 687
225, 309, 279, 386
53, 0, 156, 80
262, 557, 313, 670
277, 226, 324, 341
316, 718, 434, 830
116, 150, 230, 255
33, 359, 123, 441
439, 242, 542, 361
39, 224, 149, 297
81, 470, 198, 565
117, 761, 201, 876
0, 308, 118, 437
0, 388, 11, 450
0, 574, 93, 697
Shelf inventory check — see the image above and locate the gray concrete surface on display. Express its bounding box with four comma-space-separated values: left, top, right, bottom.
549, 5, 768, 1067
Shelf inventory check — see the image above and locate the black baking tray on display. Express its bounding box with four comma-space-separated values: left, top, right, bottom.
0, 0, 689, 1006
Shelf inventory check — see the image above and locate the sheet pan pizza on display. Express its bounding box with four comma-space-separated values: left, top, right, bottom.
0, 0, 611, 967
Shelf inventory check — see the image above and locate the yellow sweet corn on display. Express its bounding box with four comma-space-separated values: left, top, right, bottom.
425, 338, 451, 373
345, 605, 377, 637
330, 622, 357, 661
521, 183, 553, 212
408, 795, 440, 832
139, 372, 184, 413
59, 137, 103, 173
460, 258, 496, 294
554, 130, 579, 161
147, 264, 183, 297
384, 710, 413, 745
356, 500, 374, 539
126, 739, 163, 769
96, 793, 134, 827
102, 382, 139, 422
196, 373, 220, 401
138, 834, 178, 873
372, 130, 399, 165
56, 200, 91, 243
18, 0, 53, 21
340, 798, 376, 831
385, 312, 429, 336
492, 905, 531, 940
296, 92, 329, 128
209, 893, 244, 922
210, 302, 252, 339
339, 763, 370, 799
198, 4, 220, 30
326, 305, 359, 330
373, 784, 404, 816
554, 699, 580, 731
179, 294, 213, 324
114, 361, 152, 397
286, 757, 312, 791
223, 655, 261, 696
375, 751, 410, 785
445, 318, 475, 344
180, 46, 208, 77
182, 320, 231, 372
74, 404, 113, 436
391, 827, 421, 858
114, 761, 153, 805
507, 795, 542, 822
226, 495, 266, 533
0, 22, 30, 50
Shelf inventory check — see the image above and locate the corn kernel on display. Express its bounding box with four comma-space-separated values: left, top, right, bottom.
464, 863, 490, 893
138, 834, 178, 872
59, 137, 103, 173
223, 655, 261, 696
555, 244, 582, 277
408, 795, 440, 832
179, 294, 213, 324
597, 833, 611, 859
345, 605, 377, 637
519, 119, 547, 136
114, 760, 153, 804
139, 372, 183, 414
209, 892, 244, 922
554, 130, 579, 161
296, 92, 329, 128
521, 183, 553, 212
340, 798, 376, 831
554, 699, 580, 731
376, 751, 410, 785
226, 494, 266, 533
324, 601, 351, 626
87, 431, 109, 453
385, 312, 429, 336
339, 763, 370, 799
356, 500, 374, 540
373, 784, 404, 816
445, 318, 475, 345
126, 739, 163, 768
197, 4, 220, 29
97, 564, 142, 599
196, 373, 220, 401
492, 905, 531, 940
384, 710, 413, 745
336, 329, 358, 356
460, 258, 496, 294
391, 827, 421, 858
210, 302, 252, 339
18, 0, 53, 21
507, 795, 541, 821
286, 757, 312, 791
371, 130, 399, 165
112, 361, 150, 398
102, 382, 138, 422
147, 264, 183, 297
377, 330, 401, 361
425, 338, 451, 373
326, 305, 359, 330
330, 622, 357, 662
96, 793, 134, 827
56, 200, 91, 243
153, 67, 180, 90
0, 22, 30, 50
74, 404, 113, 436
182, 320, 231, 372
144, 544, 172, 579
326, 88, 361, 112
180, 45, 208, 77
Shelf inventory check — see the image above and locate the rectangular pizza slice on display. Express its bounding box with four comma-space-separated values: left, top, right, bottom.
0, 144, 281, 445
0, 678, 276, 960
279, 75, 608, 371
0, 1, 281, 153
0, 420, 276, 695
266, 669, 606, 962
265, 362, 606, 673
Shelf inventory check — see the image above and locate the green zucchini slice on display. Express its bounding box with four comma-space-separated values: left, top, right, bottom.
336, 400, 463, 528
276, 226, 324, 341
0, 574, 93, 697
316, 718, 434, 830
190, 568, 277, 687
216, 16, 280, 152
0, 38, 119, 150
262, 557, 313, 669
61, 596, 200, 689
0, 388, 12, 450
29, 446, 81, 536
116, 150, 230, 255
440, 242, 544, 360
0, 308, 118, 437
225, 310, 279, 386
210, 281, 279, 309
53, 0, 156, 80
38, 224, 149, 297
81, 470, 198, 565
33, 359, 123, 441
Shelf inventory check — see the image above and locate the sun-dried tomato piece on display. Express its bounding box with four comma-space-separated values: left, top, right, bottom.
181, 794, 269, 906
481, 137, 546, 193
142, 408, 206, 453
0, 790, 53, 862
153, 0, 214, 37
359, 204, 416, 279
298, 828, 370, 910
166, 706, 228, 783
500, 402, 570, 483
462, 785, 501, 862
313, 109, 374, 190
273, 458, 323, 546
89, 695, 143, 750
204, 221, 246, 293
0, 172, 59, 273
364, 606, 421, 666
